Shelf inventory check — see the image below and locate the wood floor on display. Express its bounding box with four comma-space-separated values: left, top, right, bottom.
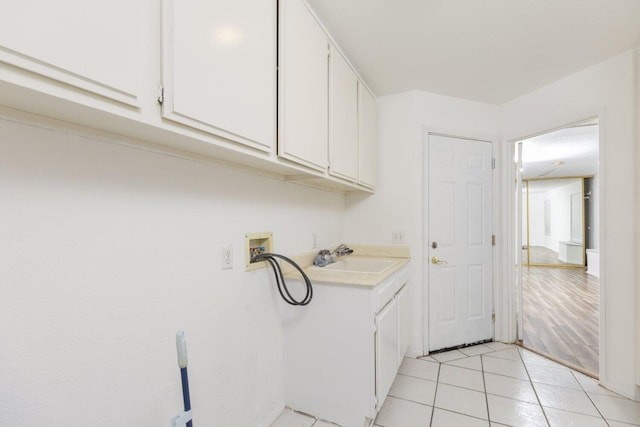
522, 246, 579, 265
522, 266, 599, 376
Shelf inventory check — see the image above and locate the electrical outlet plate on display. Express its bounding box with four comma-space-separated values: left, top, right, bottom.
392, 231, 405, 244
245, 232, 273, 271
222, 246, 233, 270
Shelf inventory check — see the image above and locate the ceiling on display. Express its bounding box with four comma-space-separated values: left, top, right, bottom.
521, 123, 599, 179
306, 0, 640, 104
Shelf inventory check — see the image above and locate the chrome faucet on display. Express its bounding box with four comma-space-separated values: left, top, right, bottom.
332, 244, 353, 257
313, 244, 353, 267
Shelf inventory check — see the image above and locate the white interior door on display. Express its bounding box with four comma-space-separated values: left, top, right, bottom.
427, 134, 494, 352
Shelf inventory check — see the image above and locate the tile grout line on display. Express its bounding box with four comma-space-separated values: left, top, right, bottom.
517, 347, 551, 426
381, 345, 630, 427
569, 370, 611, 426
428, 360, 442, 427
432, 350, 498, 424
521, 348, 617, 423
480, 354, 492, 425
394, 372, 439, 383
282, 344, 630, 427
514, 347, 627, 423
386, 394, 435, 408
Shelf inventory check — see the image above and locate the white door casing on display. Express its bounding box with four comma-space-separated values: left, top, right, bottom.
515, 141, 524, 340
427, 134, 494, 352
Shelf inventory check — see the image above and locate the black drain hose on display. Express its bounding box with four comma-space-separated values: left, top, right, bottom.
251, 253, 313, 306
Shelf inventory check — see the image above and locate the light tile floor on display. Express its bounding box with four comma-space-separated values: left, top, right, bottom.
271, 343, 640, 427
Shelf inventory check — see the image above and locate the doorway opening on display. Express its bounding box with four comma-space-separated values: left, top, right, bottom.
515, 118, 600, 377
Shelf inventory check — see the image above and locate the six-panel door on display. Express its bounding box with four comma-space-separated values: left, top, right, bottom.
428, 134, 494, 351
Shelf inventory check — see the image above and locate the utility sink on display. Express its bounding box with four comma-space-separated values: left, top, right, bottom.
311, 257, 397, 275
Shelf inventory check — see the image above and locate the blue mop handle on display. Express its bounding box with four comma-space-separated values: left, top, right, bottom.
180, 367, 192, 427
176, 331, 193, 427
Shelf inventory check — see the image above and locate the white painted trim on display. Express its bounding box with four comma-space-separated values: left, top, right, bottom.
515, 141, 523, 341
495, 138, 518, 343
504, 112, 606, 381
597, 110, 607, 386
422, 127, 499, 354
636, 46, 640, 391
422, 129, 429, 355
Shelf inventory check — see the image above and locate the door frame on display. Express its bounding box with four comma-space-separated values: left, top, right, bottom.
422, 129, 497, 354
504, 114, 606, 381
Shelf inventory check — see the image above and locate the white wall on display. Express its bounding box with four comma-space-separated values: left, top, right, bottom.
345, 90, 501, 355
502, 49, 638, 398
525, 191, 546, 247
545, 179, 583, 251
0, 116, 346, 426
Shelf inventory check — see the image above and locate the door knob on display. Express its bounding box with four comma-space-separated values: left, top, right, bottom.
431, 256, 448, 265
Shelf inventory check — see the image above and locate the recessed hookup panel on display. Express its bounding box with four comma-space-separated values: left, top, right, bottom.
245, 232, 273, 271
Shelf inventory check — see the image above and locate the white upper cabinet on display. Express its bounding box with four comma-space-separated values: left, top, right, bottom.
278, 0, 329, 172
0, 0, 376, 193
328, 46, 359, 182
161, 0, 276, 152
358, 83, 378, 189
0, 0, 144, 107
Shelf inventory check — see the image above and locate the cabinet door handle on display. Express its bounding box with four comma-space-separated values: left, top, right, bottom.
431, 256, 448, 265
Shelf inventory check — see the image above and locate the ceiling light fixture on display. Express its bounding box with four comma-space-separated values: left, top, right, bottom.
552, 161, 565, 166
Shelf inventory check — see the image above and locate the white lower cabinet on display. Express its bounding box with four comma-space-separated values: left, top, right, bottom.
284, 264, 409, 427
375, 296, 399, 410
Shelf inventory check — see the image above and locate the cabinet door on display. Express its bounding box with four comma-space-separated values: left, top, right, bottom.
358, 83, 378, 188
328, 46, 358, 181
396, 285, 410, 366
278, 0, 329, 171
162, 0, 276, 152
375, 299, 399, 408
0, 0, 144, 106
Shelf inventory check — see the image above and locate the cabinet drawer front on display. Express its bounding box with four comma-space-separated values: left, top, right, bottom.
374, 267, 408, 313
